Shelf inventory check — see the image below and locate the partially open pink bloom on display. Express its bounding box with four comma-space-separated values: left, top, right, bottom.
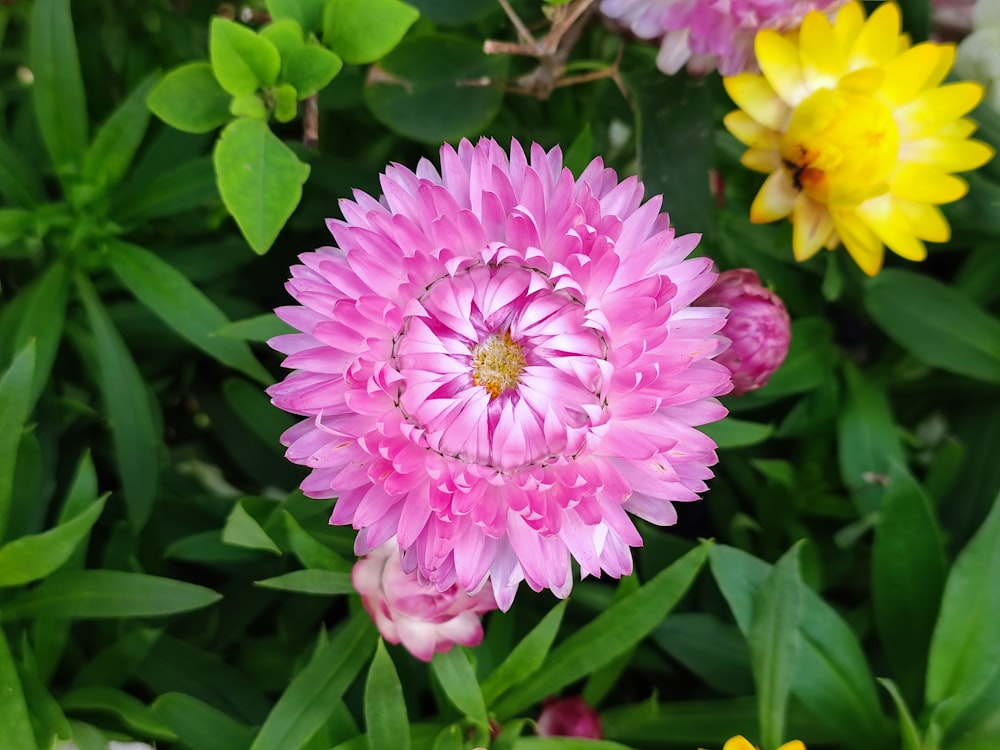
600, 0, 846, 75
537, 696, 603, 739
696, 269, 790, 396
352, 539, 496, 662
268, 138, 731, 610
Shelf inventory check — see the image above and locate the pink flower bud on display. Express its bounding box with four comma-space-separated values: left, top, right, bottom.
536, 696, 603, 739
697, 269, 791, 396
351, 539, 496, 662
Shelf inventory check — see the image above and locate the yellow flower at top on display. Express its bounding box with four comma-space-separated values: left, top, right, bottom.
723, 1, 994, 275
713, 736, 806, 750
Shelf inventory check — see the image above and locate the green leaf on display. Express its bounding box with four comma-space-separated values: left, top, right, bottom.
926, 496, 1000, 712
147, 62, 232, 134
0, 342, 35, 542
432, 647, 488, 726
0, 625, 37, 750
83, 73, 159, 190
284, 45, 343, 98
481, 600, 566, 705
223, 377, 295, 446
107, 241, 271, 384
223, 497, 281, 554
755, 316, 839, 398
872, 463, 947, 705
282, 512, 353, 571
214, 118, 310, 254
111, 156, 218, 223
701, 418, 774, 449
60, 687, 177, 741
255, 569, 354, 595
748, 543, 803, 750
76, 275, 159, 530
0, 132, 46, 206
2, 570, 221, 620
866, 269, 1000, 384
268, 0, 327, 33
153, 692, 255, 750
0, 495, 107, 587
260, 19, 305, 61
214, 313, 294, 342
364, 34, 508, 143
652, 614, 753, 696
323, 0, 419, 64
493, 545, 708, 719
29, 0, 88, 175
210, 17, 282, 96
250, 615, 377, 750
274, 83, 299, 122
602, 697, 755, 746
878, 678, 923, 750
366, 641, 410, 750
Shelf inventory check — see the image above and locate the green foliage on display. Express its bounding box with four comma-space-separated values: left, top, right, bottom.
322, 0, 420, 65
147, 63, 232, 134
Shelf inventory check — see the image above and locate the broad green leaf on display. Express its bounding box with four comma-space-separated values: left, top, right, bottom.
494, 544, 708, 719
214, 118, 310, 254
653, 613, 753, 696
17, 643, 73, 742
364, 34, 508, 143
29, 0, 88, 175
872, 463, 947, 705
0, 133, 45, 206
261, 19, 304, 62
702, 418, 773, 449
76, 275, 159, 530
926, 496, 1000, 711
481, 600, 566, 704
153, 692, 255, 750
83, 73, 159, 190
2, 570, 221, 620
107, 241, 271, 383
147, 63, 232, 134
285, 45, 343, 98
250, 615, 377, 750
268, 0, 327, 33
0, 342, 35, 542
112, 156, 217, 223
223, 498, 281, 554
166, 530, 265, 565
283, 512, 353, 571
432, 647, 488, 726
0, 625, 37, 750
255, 569, 354, 595
878, 678, 923, 750
866, 269, 1000, 384
366, 641, 410, 750
323, 0, 419, 64
0, 494, 107, 587
60, 686, 176, 740
211, 17, 281, 95
748, 543, 803, 750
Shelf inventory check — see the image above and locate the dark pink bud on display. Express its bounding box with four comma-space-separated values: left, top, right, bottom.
536, 696, 603, 739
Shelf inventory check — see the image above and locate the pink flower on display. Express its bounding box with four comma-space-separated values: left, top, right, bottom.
600, 0, 847, 75
537, 696, 603, 739
352, 539, 496, 662
695, 269, 790, 396
268, 138, 731, 610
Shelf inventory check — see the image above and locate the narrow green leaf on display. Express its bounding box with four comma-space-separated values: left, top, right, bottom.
83, 73, 159, 190
284, 45, 343, 98
147, 62, 232, 134
926, 496, 1000, 711
878, 678, 923, 750
0, 132, 46, 206
653, 613, 753, 696
223, 378, 295, 446
153, 692, 255, 750
223, 498, 281, 554
481, 600, 566, 705
211, 17, 281, 96
250, 615, 377, 750
365, 641, 410, 750
2, 570, 221, 620
255, 569, 354, 595
872, 463, 947, 705
0, 626, 37, 750
494, 544, 708, 719
0, 342, 35, 542
323, 0, 419, 64
107, 241, 271, 383
748, 543, 803, 750
432, 647, 488, 726
0, 494, 107, 587
866, 269, 1000, 384
283, 512, 352, 571
61, 451, 98, 524
60, 686, 177, 741
214, 313, 293, 342
76, 275, 159, 530
17, 642, 73, 743
701, 418, 774, 449
111, 156, 217, 223
214, 118, 310, 254
29, 0, 88, 174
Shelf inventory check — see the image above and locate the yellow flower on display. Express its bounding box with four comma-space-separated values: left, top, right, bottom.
723, 1, 994, 275
702, 736, 806, 750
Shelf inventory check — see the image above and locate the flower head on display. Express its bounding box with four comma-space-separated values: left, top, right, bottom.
352, 539, 496, 662
601, 0, 847, 75
696, 269, 791, 396
537, 696, 603, 739
724, 1, 994, 275
703, 738, 806, 750
268, 138, 731, 610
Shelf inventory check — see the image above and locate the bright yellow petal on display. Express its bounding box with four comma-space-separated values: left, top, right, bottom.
799, 10, 846, 86
890, 163, 969, 203
880, 43, 945, 105
857, 195, 928, 261
741, 147, 783, 173
722, 737, 757, 750
724, 110, 781, 149
777, 742, 806, 750
838, 67, 885, 95
900, 137, 995, 172
938, 118, 978, 139
849, 1, 901, 69
756, 30, 807, 105
724, 74, 790, 131
896, 199, 951, 242
924, 43, 956, 91
832, 208, 885, 275
750, 170, 799, 223
793, 196, 836, 260
833, 2, 866, 53
896, 82, 985, 139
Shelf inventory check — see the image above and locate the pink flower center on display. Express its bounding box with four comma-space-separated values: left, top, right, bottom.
471, 331, 526, 399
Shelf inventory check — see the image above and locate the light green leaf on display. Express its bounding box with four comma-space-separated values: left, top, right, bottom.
83, 73, 159, 190
214, 118, 310, 254
223, 498, 281, 554
153, 692, 255, 750
702, 418, 774, 449
214, 313, 294, 342
323, 0, 419, 64
255, 569, 354, 595
0, 342, 35, 542
260, 19, 305, 61
147, 62, 232, 134
284, 45, 343, 98
878, 678, 923, 750
366, 641, 409, 750
107, 241, 271, 384
268, 0, 326, 33
2, 570, 221, 620
210, 17, 281, 96
481, 600, 566, 705
432, 647, 488, 726
0, 625, 37, 750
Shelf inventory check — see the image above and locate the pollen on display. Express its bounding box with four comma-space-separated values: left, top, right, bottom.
471, 331, 526, 399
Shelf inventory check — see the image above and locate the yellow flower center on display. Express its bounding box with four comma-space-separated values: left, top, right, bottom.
471, 331, 526, 399
780, 87, 899, 207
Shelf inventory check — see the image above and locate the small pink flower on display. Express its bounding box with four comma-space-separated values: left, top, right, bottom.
352, 539, 496, 662
537, 696, 603, 739
696, 269, 790, 396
